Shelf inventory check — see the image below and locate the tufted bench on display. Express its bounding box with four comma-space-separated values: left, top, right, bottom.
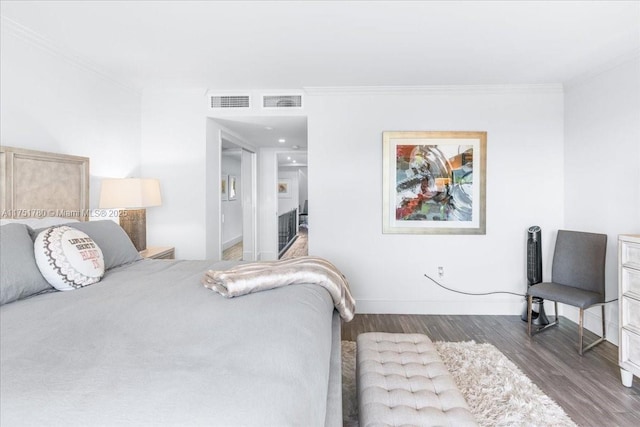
357, 332, 477, 427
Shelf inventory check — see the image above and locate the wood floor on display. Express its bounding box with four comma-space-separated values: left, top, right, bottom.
342, 314, 640, 427
280, 227, 308, 259
222, 241, 243, 261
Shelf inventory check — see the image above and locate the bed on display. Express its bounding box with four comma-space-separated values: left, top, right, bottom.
0, 146, 348, 426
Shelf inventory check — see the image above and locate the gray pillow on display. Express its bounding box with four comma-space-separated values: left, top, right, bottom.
1, 223, 53, 305
33, 220, 142, 270
62, 220, 142, 269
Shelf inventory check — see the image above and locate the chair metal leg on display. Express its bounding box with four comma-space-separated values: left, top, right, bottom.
601, 304, 606, 340
579, 308, 584, 356
579, 304, 606, 355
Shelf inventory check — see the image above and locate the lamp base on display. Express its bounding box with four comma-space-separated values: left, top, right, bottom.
119, 208, 147, 252
521, 296, 550, 326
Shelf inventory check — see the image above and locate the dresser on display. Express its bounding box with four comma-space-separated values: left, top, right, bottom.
619, 234, 640, 387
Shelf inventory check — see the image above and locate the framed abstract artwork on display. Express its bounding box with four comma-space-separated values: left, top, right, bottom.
382, 131, 487, 234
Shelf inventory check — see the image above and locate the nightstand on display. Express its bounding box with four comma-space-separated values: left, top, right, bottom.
140, 246, 175, 260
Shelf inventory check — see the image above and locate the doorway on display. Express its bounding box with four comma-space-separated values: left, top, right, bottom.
221, 144, 243, 260
220, 138, 256, 261
212, 116, 307, 261
277, 152, 308, 258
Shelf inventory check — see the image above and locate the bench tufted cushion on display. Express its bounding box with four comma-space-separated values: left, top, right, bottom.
357, 332, 477, 427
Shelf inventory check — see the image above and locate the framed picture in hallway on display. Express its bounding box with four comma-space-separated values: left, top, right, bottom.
228, 175, 237, 200
278, 179, 291, 198
221, 176, 228, 201
382, 131, 486, 235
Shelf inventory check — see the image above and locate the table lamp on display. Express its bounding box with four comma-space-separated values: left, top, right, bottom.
99, 178, 162, 251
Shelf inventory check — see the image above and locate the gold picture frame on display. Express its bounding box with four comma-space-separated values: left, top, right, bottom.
382, 131, 487, 235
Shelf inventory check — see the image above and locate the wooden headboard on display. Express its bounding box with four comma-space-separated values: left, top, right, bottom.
0, 146, 90, 221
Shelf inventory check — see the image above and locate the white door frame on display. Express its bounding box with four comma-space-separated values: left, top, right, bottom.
219, 129, 257, 261
241, 148, 257, 261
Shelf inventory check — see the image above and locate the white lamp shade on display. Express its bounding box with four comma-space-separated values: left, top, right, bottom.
99, 178, 162, 209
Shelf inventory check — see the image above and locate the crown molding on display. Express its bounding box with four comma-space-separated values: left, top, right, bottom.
1, 15, 141, 95
304, 83, 564, 96
564, 49, 640, 91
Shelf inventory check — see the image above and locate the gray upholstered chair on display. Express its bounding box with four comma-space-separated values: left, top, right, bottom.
527, 230, 607, 355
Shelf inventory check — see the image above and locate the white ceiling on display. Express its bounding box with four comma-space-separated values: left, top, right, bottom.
2, 1, 638, 91
2, 1, 638, 160
216, 116, 307, 149
218, 116, 308, 167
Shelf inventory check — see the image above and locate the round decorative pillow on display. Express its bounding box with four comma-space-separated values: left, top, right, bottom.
34, 226, 105, 290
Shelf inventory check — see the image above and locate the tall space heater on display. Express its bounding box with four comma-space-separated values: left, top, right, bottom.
521, 225, 549, 325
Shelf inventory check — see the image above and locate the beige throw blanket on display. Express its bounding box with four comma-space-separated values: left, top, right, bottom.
202, 256, 355, 321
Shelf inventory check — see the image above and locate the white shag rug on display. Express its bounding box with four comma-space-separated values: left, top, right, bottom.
341, 340, 577, 427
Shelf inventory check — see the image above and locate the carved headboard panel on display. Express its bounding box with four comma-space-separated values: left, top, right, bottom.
0, 146, 90, 221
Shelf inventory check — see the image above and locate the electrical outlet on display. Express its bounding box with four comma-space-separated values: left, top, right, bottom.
438, 266, 444, 278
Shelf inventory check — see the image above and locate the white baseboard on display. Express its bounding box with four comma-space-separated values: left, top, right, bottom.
222, 235, 242, 250
355, 298, 540, 315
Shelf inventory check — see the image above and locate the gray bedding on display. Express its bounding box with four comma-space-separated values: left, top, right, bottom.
1, 259, 342, 426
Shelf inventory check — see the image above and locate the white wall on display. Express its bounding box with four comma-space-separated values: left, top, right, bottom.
563, 57, 640, 344
140, 90, 209, 259
307, 87, 565, 314
222, 152, 243, 248
0, 22, 141, 207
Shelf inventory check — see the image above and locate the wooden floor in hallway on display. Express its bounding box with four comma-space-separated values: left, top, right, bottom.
222, 241, 243, 261
280, 227, 308, 259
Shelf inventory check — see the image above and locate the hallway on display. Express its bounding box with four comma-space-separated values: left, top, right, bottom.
222, 227, 308, 261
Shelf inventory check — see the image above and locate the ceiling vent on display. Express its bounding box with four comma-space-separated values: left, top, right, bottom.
262, 95, 303, 109
210, 94, 251, 109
